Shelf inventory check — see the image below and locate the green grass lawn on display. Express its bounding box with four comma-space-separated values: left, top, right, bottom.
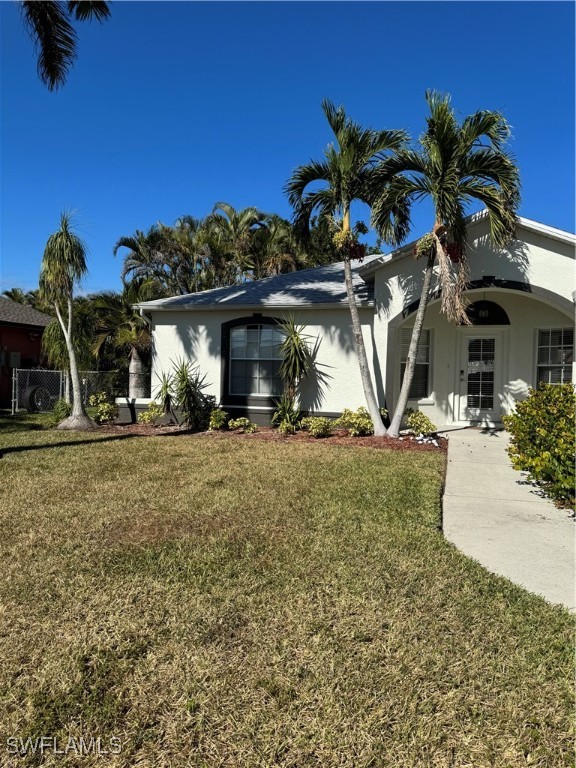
0, 417, 573, 767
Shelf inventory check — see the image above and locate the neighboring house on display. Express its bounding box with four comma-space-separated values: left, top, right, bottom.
133, 212, 575, 427
0, 297, 52, 408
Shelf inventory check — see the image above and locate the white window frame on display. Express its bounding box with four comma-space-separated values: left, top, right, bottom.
400, 327, 433, 402
536, 327, 574, 386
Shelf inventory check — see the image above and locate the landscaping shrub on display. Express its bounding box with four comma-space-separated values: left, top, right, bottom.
272, 393, 302, 435
50, 398, 72, 425
502, 383, 575, 506
228, 417, 258, 433
335, 407, 374, 436
172, 359, 216, 430
138, 401, 165, 426
209, 408, 229, 430
406, 409, 437, 436
300, 416, 333, 438
88, 392, 119, 425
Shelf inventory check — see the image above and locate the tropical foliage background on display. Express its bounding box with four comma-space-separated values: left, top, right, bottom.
4, 91, 520, 434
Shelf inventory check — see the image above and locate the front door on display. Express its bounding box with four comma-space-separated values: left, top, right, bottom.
458, 334, 502, 423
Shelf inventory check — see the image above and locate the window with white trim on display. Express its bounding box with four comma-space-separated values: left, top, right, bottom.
537, 328, 574, 385
230, 324, 284, 396
400, 328, 431, 399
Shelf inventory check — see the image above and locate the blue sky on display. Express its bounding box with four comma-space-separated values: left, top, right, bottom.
1, 1, 574, 293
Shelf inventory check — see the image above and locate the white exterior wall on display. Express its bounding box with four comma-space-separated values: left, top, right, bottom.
396, 290, 573, 427
150, 307, 377, 416
371, 217, 575, 426
147, 217, 574, 428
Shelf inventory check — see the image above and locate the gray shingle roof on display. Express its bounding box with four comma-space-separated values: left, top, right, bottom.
136, 257, 379, 311
0, 297, 52, 327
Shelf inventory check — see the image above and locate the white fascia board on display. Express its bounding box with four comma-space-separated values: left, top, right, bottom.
516, 216, 576, 246
359, 211, 576, 280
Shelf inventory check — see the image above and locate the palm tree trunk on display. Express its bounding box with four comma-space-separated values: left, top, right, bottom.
343, 209, 386, 437
54, 300, 96, 430
387, 251, 435, 438
129, 346, 148, 399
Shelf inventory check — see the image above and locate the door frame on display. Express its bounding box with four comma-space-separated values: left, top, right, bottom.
455, 327, 509, 426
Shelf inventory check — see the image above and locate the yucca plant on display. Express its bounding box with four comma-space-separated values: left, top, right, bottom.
171, 358, 213, 430
277, 316, 312, 400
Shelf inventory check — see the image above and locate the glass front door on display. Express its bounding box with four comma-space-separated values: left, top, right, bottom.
459, 336, 500, 422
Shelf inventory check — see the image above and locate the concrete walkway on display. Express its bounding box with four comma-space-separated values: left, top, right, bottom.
440, 427, 575, 612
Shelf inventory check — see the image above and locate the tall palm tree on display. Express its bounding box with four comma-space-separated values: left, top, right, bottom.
19, 1, 111, 91
207, 202, 267, 283
114, 225, 170, 291
370, 91, 521, 437
91, 279, 154, 399
285, 99, 407, 435
39, 212, 96, 429
42, 296, 96, 401
253, 215, 302, 278
115, 220, 216, 296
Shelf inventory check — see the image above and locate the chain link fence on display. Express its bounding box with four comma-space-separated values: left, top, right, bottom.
11, 369, 131, 414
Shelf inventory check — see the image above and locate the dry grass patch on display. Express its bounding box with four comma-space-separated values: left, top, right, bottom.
0, 423, 573, 767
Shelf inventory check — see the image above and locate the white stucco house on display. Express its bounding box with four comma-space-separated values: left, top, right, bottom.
130, 211, 575, 428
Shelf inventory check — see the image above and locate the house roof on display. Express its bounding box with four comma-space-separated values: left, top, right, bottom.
358, 211, 576, 279
136, 256, 380, 312
0, 296, 52, 327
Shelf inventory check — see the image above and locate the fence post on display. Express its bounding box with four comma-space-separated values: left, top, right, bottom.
11, 369, 17, 415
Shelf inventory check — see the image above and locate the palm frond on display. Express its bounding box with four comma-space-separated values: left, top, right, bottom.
20, 0, 77, 90
460, 110, 511, 151
67, 1, 111, 22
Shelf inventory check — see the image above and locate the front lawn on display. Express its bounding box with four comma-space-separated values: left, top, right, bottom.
0, 424, 572, 767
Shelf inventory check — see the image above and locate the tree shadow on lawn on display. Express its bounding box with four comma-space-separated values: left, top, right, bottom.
0, 429, 195, 458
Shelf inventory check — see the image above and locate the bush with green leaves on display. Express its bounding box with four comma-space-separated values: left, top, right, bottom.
502, 383, 575, 506
50, 398, 72, 425
228, 417, 258, 434
138, 401, 165, 426
406, 409, 437, 436
172, 359, 215, 430
88, 392, 119, 425
300, 416, 333, 438
153, 359, 215, 430
209, 408, 228, 430
272, 393, 302, 434
335, 407, 374, 437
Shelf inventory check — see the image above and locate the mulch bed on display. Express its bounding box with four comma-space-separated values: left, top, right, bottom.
102, 423, 447, 453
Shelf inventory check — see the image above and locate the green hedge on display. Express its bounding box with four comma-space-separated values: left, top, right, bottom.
503, 383, 575, 507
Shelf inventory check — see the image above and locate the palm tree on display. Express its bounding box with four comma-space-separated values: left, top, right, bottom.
370, 91, 521, 437
91, 280, 154, 399
285, 99, 407, 436
2, 287, 28, 304
19, 1, 111, 91
42, 296, 96, 401
252, 215, 302, 278
207, 202, 267, 283
39, 212, 96, 429
115, 225, 170, 291
115, 219, 216, 296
